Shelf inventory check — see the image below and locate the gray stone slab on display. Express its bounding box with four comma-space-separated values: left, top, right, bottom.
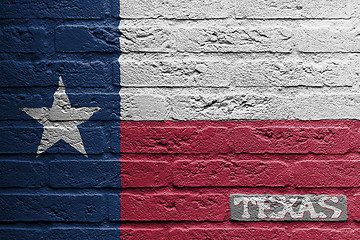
230, 194, 347, 221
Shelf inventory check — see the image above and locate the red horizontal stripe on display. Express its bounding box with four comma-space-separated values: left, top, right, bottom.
121, 120, 358, 154
120, 120, 360, 233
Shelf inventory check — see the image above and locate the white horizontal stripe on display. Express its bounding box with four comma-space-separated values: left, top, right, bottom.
119, 1, 360, 121
120, 88, 360, 120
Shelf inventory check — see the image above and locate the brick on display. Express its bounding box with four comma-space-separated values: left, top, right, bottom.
294, 161, 360, 188
120, 26, 293, 53
0, 127, 40, 154
47, 228, 120, 240
56, 26, 120, 53
293, 94, 360, 120
232, 60, 357, 87
120, 59, 357, 88
0, 27, 50, 53
0, 61, 109, 88
120, 228, 168, 240
0, 194, 106, 222
120, 26, 360, 54
120, 0, 229, 19
166, 94, 291, 121
50, 161, 121, 188
0, 0, 105, 19
291, 229, 353, 240
234, 0, 355, 19
173, 160, 289, 187
113, 193, 226, 221
0, 229, 44, 240
0, 127, 105, 154
229, 127, 352, 154
0, 161, 46, 187
120, 94, 168, 121
169, 228, 288, 240
121, 126, 229, 153
121, 161, 170, 188
119, 59, 231, 87
121, 93, 360, 123
296, 28, 360, 53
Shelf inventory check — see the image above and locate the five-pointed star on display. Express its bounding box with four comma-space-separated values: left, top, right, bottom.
22, 77, 100, 157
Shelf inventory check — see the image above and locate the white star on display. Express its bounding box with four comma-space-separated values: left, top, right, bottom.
22, 76, 100, 157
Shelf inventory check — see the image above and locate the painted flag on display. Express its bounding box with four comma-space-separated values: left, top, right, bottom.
1, 0, 360, 239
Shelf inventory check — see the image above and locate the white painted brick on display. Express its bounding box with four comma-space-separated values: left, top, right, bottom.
121, 26, 360, 53
175, 27, 293, 53
121, 94, 168, 120
233, 60, 357, 87
120, 0, 230, 19
119, 0, 360, 121
120, 90, 360, 120
293, 94, 360, 120
233, 0, 355, 19
296, 28, 360, 53
119, 0, 358, 19
120, 60, 231, 87
122, 93, 280, 121
168, 94, 293, 120
120, 26, 293, 53
120, 26, 175, 53
120, 59, 358, 88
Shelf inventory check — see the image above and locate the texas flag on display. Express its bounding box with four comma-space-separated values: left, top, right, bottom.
1, 0, 360, 239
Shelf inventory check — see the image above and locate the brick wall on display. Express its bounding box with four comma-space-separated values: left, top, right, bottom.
0, 0, 120, 239
120, 0, 360, 239
2, 0, 360, 239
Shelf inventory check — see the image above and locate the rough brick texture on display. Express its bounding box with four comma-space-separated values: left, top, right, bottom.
120, 59, 359, 87
118, 193, 226, 221
0, 27, 50, 53
0, 194, 106, 222
50, 161, 121, 188
3, 0, 360, 238
56, 26, 120, 53
121, 160, 170, 188
121, 125, 229, 153
0, 161, 46, 188
173, 160, 290, 187
293, 161, 360, 188
0, 0, 120, 239
120, 0, 359, 19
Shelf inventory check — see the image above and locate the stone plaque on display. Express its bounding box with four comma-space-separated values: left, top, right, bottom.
230, 194, 347, 221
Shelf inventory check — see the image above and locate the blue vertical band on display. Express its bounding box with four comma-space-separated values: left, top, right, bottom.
0, 0, 121, 238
